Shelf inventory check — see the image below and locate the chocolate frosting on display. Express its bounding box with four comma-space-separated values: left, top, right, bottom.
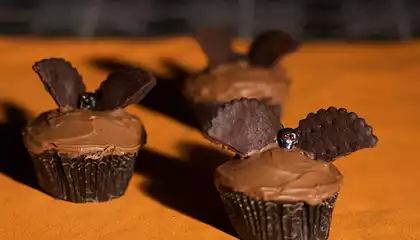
184, 62, 290, 104
215, 147, 343, 205
23, 109, 145, 159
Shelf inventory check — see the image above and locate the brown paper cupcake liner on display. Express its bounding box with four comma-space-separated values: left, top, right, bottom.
193, 102, 282, 132
219, 190, 339, 240
31, 150, 136, 203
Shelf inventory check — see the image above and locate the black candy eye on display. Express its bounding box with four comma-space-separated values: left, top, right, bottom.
79, 92, 97, 110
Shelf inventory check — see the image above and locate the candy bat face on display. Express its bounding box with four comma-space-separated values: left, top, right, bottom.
277, 128, 298, 151
79, 92, 96, 110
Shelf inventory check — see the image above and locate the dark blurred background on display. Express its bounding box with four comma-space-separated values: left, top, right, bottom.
0, 0, 418, 40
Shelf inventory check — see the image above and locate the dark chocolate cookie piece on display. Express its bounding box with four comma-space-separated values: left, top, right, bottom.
248, 30, 300, 67
33, 58, 86, 109
204, 98, 282, 156
296, 107, 378, 162
95, 67, 156, 110
194, 28, 236, 70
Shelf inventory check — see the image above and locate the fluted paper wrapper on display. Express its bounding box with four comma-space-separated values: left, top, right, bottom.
31, 150, 136, 203
193, 102, 282, 132
219, 191, 339, 240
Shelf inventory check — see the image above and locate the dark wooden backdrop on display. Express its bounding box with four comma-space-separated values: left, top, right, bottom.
0, 0, 418, 40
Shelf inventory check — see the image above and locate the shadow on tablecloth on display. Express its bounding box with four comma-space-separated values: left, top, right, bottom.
0, 102, 40, 190
135, 143, 237, 237
89, 57, 200, 129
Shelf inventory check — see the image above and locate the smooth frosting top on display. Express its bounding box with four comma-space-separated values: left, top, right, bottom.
184, 62, 290, 104
215, 148, 343, 205
23, 109, 145, 159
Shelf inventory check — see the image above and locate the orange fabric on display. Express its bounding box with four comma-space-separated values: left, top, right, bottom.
0, 37, 418, 240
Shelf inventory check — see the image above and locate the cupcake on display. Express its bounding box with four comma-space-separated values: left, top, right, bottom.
203, 98, 378, 240
183, 28, 299, 131
23, 58, 156, 203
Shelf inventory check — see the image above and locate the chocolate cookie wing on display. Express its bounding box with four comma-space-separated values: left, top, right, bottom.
194, 28, 236, 69
296, 107, 378, 162
248, 30, 299, 68
204, 98, 283, 156
33, 58, 86, 109
94, 67, 156, 110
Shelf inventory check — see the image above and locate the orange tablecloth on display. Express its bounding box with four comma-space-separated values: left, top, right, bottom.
0, 37, 418, 240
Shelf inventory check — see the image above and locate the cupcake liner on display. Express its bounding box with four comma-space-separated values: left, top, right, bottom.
193, 102, 282, 132
219, 190, 339, 240
31, 150, 137, 203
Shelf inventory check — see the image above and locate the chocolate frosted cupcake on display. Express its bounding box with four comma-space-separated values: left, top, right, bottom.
23, 58, 156, 203
184, 28, 299, 131
204, 98, 378, 240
